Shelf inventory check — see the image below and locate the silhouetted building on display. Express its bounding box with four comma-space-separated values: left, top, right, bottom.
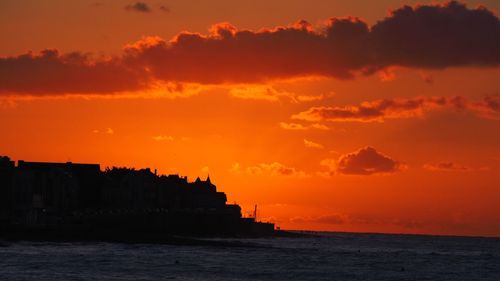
0, 156, 15, 224
0, 156, 274, 237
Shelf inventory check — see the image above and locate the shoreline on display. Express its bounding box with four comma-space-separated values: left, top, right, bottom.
0, 229, 312, 247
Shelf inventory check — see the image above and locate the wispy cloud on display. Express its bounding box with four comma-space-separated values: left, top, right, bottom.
423, 162, 488, 172
279, 122, 329, 131
93, 128, 114, 135
230, 162, 308, 177
303, 139, 324, 149
152, 135, 174, 141
292, 95, 500, 122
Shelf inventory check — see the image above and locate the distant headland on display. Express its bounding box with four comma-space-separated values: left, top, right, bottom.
0, 156, 277, 244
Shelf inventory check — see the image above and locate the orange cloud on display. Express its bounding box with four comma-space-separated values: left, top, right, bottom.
93, 128, 114, 135
303, 139, 324, 149
228, 85, 297, 102
310, 123, 330, 130
152, 135, 174, 141
279, 122, 308, 130
336, 147, 404, 175
2, 1, 499, 95
230, 162, 307, 177
316, 158, 337, 177
279, 122, 329, 130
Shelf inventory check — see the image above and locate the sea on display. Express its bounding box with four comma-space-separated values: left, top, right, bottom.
1, 231, 499, 281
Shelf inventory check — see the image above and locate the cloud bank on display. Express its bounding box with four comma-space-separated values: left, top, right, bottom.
1, 1, 500, 95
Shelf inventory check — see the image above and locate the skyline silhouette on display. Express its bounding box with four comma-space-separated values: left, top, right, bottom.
0, 155, 275, 241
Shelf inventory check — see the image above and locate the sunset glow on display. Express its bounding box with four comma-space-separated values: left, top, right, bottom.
2, 0, 500, 237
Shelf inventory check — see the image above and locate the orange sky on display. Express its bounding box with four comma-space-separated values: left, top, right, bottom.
1, 0, 500, 237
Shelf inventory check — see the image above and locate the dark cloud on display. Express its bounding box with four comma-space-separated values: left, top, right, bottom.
477, 95, 500, 119
122, 1, 500, 84
336, 147, 404, 175
0, 49, 148, 95
370, 1, 500, 69
292, 95, 500, 122
122, 23, 340, 84
125, 2, 151, 13
1, 1, 500, 95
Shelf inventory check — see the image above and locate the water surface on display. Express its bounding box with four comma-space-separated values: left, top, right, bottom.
1, 232, 499, 280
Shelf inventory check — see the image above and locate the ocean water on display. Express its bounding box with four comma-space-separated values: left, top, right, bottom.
1, 232, 500, 281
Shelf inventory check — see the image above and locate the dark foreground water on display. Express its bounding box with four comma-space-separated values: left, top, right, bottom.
1, 232, 500, 281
